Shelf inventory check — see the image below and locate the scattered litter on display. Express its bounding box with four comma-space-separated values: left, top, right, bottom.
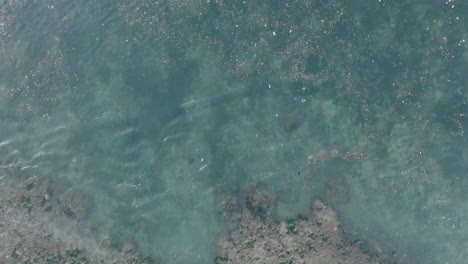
199, 164, 208, 171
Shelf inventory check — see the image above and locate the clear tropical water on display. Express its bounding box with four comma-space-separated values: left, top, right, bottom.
1, 0, 467, 263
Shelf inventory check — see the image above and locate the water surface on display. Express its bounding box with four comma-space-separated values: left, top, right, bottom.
1, 0, 467, 263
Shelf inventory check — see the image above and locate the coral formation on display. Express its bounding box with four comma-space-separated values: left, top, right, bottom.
217, 189, 385, 264
0, 175, 159, 264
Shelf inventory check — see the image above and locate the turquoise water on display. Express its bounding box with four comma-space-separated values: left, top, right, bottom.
1, 0, 467, 263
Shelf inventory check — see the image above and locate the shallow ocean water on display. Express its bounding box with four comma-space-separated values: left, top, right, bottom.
1, 0, 467, 263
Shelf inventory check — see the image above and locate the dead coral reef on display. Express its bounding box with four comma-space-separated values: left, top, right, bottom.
0, 175, 159, 264
217, 189, 386, 264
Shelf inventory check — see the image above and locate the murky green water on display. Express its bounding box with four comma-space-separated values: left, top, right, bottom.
1, 0, 467, 263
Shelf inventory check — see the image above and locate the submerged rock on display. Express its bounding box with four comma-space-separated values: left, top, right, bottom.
216, 196, 386, 264
0, 175, 160, 264
244, 184, 275, 219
